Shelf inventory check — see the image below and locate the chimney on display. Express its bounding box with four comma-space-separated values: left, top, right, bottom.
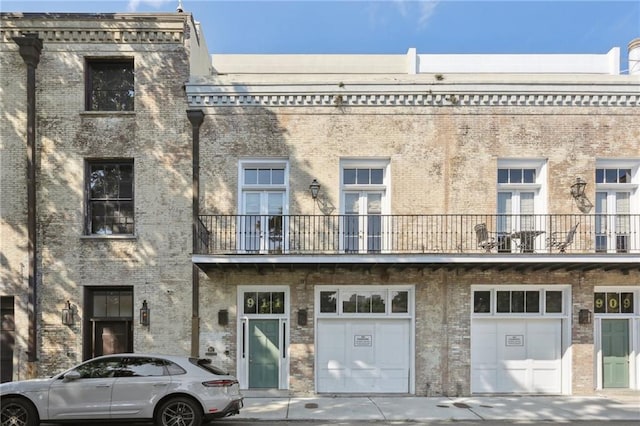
629, 38, 640, 75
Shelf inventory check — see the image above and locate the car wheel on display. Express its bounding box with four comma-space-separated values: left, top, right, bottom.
155, 396, 203, 426
1, 397, 38, 426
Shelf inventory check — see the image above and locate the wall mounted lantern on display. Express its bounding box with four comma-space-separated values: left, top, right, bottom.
309, 179, 320, 200
570, 177, 593, 213
61, 300, 74, 326
140, 300, 150, 326
578, 308, 592, 325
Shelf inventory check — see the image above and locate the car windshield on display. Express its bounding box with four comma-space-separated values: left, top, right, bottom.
190, 357, 228, 375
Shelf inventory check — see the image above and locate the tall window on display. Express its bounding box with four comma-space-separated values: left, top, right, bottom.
595, 162, 638, 253
496, 160, 546, 252
86, 160, 134, 235
239, 160, 288, 253
341, 160, 389, 253
86, 58, 134, 111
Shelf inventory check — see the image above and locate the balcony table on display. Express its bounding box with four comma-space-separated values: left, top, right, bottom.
510, 230, 545, 253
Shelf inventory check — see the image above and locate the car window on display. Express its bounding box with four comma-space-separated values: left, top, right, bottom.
166, 361, 186, 376
117, 357, 168, 377
74, 358, 122, 379
190, 357, 228, 375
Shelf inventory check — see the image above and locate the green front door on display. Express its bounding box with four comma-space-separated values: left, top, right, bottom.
249, 319, 280, 388
602, 319, 629, 388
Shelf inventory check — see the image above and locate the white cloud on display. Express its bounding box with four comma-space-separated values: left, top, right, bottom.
127, 0, 173, 12
418, 0, 440, 29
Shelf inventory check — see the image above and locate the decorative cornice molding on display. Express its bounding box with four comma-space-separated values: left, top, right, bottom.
1, 28, 184, 44
187, 92, 640, 108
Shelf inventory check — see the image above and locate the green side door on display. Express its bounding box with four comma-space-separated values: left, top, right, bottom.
602, 319, 629, 388
249, 319, 280, 388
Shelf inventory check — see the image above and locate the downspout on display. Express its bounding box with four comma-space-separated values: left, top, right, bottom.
187, 109, 204, 357
13, 34, 43, 374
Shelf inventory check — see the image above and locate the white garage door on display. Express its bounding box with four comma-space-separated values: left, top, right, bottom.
317, 319, 410, 393
471, 319, 562, 394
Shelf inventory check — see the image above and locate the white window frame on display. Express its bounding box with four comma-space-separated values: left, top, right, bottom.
339, 158, 391, 253
237, 159, 289, 253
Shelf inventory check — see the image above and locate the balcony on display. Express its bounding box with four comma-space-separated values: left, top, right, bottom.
194, 214, 640, 272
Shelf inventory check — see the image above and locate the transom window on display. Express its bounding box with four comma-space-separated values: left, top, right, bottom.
86, 58, 134, 111
243, 168, 285, 185
343, 168, 384, 185
497, 168, 536, 184
92, 290, 133, 318
243, 291, 285, 315
86, 160, 134, 235
594, 292, 635, 314
318, 288, 410, 315
596, 168, 632, 184
473, 289, 564, 315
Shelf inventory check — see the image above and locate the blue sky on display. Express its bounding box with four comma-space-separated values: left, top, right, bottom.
2, 1, 639, 72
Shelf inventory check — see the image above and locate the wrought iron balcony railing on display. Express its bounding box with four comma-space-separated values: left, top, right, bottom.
196, 214, 640, 256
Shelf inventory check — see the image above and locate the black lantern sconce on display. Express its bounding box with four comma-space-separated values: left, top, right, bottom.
309, 179, 320, 200
61, 300, 74, 326
570, 177, 593, 213
140, 300, 150, 326
578, 309, 592, 325
309, 178, 334, 215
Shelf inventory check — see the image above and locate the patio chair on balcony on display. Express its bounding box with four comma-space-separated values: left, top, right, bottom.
547, 222, 580, 253
475, 223, 497, 252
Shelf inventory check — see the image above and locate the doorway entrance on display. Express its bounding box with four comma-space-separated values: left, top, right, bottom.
602, 319, 630, 388
83, 288, 133, 359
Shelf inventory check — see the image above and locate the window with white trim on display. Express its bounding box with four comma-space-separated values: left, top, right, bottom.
317, 286, 411, 316
472, 287, 565, 315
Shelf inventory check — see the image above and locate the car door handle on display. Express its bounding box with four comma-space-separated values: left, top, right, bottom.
96, 384, 111, 388
153, 383, 170, 387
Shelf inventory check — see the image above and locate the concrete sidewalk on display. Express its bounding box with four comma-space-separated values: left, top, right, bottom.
235, 392, 640, 422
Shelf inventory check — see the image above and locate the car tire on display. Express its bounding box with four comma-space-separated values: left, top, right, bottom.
155, 396, 203, 426
1, 397, 39, 426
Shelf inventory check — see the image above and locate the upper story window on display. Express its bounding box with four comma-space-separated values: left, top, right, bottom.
86, 160, 134, 235
596, 168, 632, 184
86, 58, 134, 111
497, 168, 536, 184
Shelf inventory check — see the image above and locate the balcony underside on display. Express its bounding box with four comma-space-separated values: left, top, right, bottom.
192, 253, 640, 274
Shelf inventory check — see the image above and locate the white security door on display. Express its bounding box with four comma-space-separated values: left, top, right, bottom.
317, 319, 410, 393
471, 319, 562, 393
343, 192, 384, 253
242, 191, 285, 253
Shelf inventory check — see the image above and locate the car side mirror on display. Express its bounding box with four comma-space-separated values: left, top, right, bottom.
63, 370, 81, 382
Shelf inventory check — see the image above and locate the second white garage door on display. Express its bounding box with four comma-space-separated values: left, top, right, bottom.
317, 319, 410, 393
471, 319, 562, 394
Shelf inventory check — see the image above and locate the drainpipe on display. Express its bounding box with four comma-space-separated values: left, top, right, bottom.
13, 34, 43, 374
187, 109, 204, 357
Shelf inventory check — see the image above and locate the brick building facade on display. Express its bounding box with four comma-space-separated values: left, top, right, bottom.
1, 11, 640, 396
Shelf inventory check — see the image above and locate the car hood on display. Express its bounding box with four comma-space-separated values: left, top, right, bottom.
0, 377, 55, 394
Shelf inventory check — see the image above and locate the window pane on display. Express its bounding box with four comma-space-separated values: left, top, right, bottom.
510, 169, 522, 184
120, 292, 133, 317
257, 169, 270, 185
76, 358, 121, 379
523, 169, 536, 183
605, 169, 617, 183
391, 291, 408, 313
357, 293, 371, 313
320, 291, 337, 313
525, 291, 540, 313
258, 292, 271, 314
474, 291, 491, 313
511, 291, 525, 312
244, 292, 257, 314
594, 292, 606, 313
342, 293, 357, 313
89, 60, 134, 111
497, 291, 510, 313
606, 293, 620, 313
619, 169, 632, 183
271, 292, 285, 314
545, 291, 563, 313
595, 169, 604, 184
272, 169, 285, 185
93, 294, 107, 317
120, 357, 167, 377
621, 292, 634, 313
371, 292, 386, 313
357, 169, 369, 184
106, 292, 120, 317
244, 169, 257, 184
370, 169, 383, 184
344, 169, 356, 184
497, 169, 509, 183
